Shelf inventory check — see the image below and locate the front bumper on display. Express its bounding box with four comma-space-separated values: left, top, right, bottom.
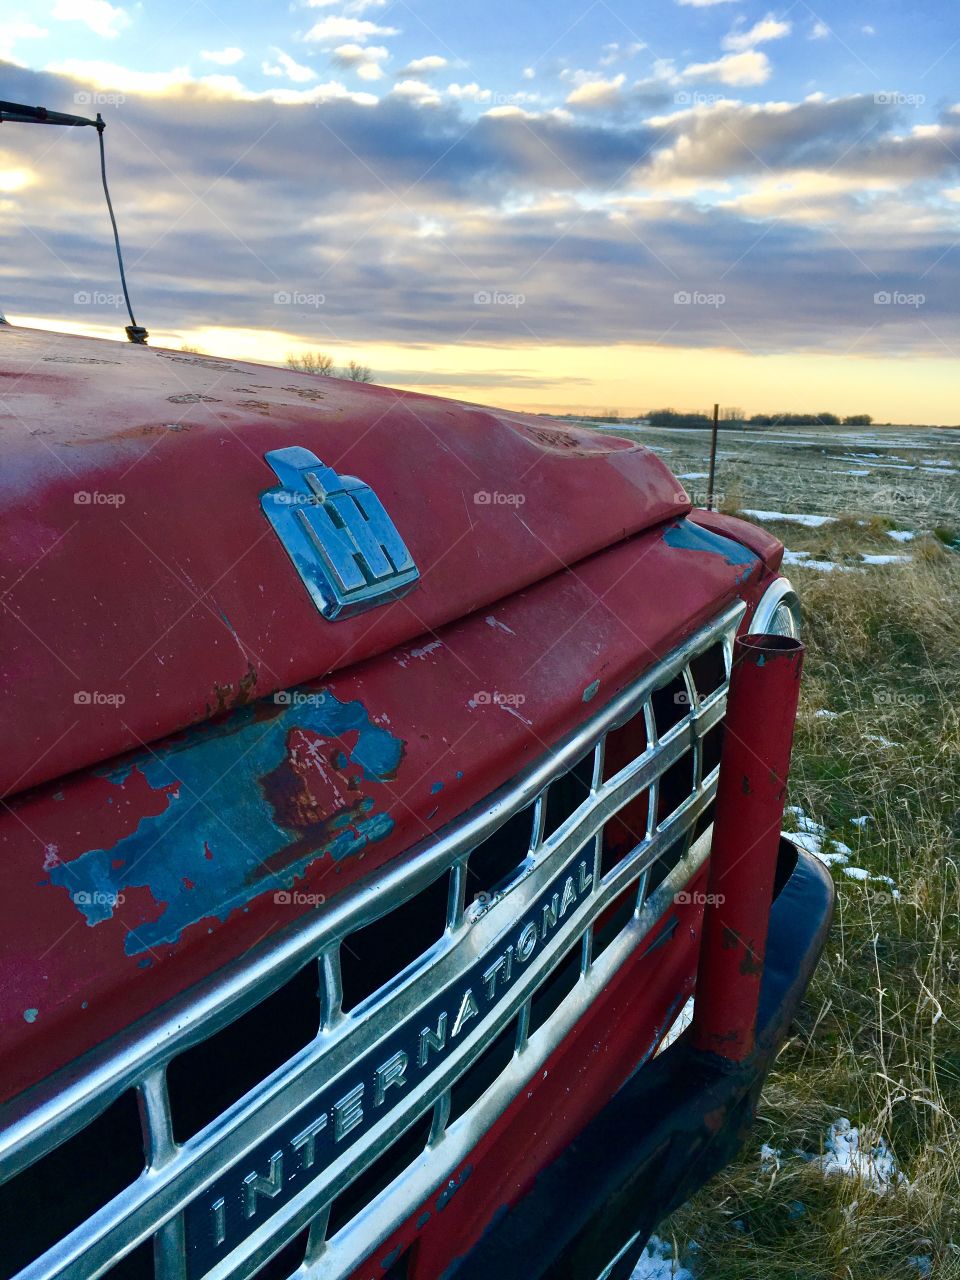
448, 838, 834, 1280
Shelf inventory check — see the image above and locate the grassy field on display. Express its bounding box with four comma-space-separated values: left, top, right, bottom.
606, 424, 960, 1279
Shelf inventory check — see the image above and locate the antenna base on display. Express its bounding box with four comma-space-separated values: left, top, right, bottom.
125, 325, 149, 345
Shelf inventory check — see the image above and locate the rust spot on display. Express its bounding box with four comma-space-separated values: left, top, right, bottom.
71, 421, 192, 444
741, 774, 751, 794
167, 393, 221, 404
205, 663, 259, 717
282, 384, 328, 403
236, 400, 272, 415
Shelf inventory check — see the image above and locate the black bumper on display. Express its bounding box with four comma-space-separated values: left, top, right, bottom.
447, 840, 835, 1280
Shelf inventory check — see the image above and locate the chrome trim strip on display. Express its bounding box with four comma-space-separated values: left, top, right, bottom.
2, 600, 745, 1280
752, 576, 799, 635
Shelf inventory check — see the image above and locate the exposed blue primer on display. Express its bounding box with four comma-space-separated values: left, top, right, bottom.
431, 780, 444, 794
582, 679, 601, 703
663, 520, 759, 578
456, 770, 463, 780
50, 692, 404, 955
23, 1008, 38, 1024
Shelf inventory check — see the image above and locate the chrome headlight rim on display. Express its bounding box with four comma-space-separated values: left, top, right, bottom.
752, 576, 802, 639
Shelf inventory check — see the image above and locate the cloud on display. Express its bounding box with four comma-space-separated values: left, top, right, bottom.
3, 62, 959, 366
400, 55, 449, 76
332, 41, 390, 80
305, 0, 387, 9
391, 79, 441, 106
262, 50, 316, 83
447, 82, 492, 103
681, 50, 772, 86
723, 16, 791, 52
566, 74, 626, 108
0, 21, 48, 63
810, 21, 830, 39
51, 0, 130, 39
522, 67, 536, 80
676, 0, 737, 7
201, 48, 245, 66
303, 17, 399, 43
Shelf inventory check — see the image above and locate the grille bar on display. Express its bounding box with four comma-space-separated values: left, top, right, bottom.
1, 600, 744, 1280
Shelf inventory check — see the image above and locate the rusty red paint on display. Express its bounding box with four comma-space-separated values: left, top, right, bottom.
691, 634, 804, 1062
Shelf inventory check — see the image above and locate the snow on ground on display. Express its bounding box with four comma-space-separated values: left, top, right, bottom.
888, 530, 916, 542
865, 732, 899, 748
742, 509, 837, 527
815, 708, 841, 719
782, 550, 852, 573
781, 549, 913, 572
629, 1235, 696, 1280
678, 472, 708, 480
814, 1118, 909, 1192
786, 807, 900, 896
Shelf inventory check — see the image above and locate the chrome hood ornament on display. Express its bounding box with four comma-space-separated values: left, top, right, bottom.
261, 446, 419, 620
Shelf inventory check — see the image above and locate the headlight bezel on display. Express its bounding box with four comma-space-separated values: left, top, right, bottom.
752, 576, 802, 640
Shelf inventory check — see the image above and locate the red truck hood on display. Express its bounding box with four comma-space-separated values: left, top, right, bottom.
0, 326, 688, 797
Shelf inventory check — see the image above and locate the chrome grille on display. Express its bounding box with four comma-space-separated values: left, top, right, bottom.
0, 600, 745, 1280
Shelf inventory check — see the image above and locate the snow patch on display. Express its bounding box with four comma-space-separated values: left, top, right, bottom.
630, 1235, 695, 1280
742, 509, 837, 528
861, 552, 911, 566
814, 1118, 908, 1192
785, 806, 852, 864
887, 530, 916, 543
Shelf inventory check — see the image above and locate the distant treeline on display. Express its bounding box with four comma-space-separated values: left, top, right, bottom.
645, 409, 873, 428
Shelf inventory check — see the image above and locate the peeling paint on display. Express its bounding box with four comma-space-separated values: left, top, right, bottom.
23, 1009, 38, 1023
663, 520, 759, 574
582, 679, 601, 703
49, 691, 404, 955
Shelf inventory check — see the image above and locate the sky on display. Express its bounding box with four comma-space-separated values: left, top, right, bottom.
1, 0, 958, 422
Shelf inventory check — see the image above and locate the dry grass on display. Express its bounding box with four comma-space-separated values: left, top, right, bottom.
661, 554, 960, 1277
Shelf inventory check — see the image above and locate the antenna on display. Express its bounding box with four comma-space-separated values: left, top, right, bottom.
0, 99, 148, 344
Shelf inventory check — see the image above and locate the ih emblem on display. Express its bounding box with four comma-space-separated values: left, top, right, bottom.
260, 446, 419, 620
